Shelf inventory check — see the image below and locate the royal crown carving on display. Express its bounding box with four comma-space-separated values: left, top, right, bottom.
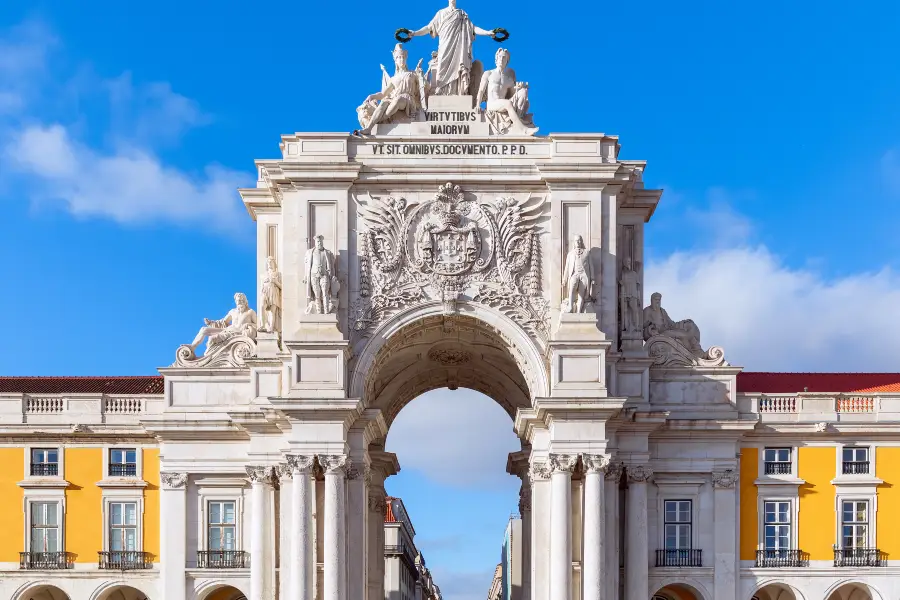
354, 182, 547, 341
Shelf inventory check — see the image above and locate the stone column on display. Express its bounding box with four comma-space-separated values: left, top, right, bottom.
367, 493, 386, 600
247, 466, 274, 600
289, 455, 315, 600
712, 469, 739, 600
624, 465, 652, 600
604, 464, 623, 600
346, 462, 368, 600
581, 455, 609, 600
277, 465, 293, 600
549, 454, 577, 600
530, 461, 552, 600
321, 455, 349, 600
159, 472, 188, 600
519, 480, 533, 600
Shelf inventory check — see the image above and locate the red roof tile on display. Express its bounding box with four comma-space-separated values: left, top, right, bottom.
384, 496, 397, 523
737, 372, 900, 394
0, 376, 164, 395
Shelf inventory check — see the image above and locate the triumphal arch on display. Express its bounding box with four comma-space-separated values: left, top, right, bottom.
157, 4, 742, 600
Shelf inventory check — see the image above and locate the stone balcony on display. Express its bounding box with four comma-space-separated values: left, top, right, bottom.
738, 393, 900, 423
0, 393, 165, 426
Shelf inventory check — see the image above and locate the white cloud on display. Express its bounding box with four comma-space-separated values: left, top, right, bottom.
385, 389, 522, 489
6, 124, 249, 231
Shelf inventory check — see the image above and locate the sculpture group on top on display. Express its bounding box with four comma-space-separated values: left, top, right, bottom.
356, 0, 538, 135
176, 292, 259, 368
642, 292, 726, 367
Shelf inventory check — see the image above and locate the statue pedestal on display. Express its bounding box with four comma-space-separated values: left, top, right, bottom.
256, 331, 281, 359
554, 312, 605, 341
292, 313, 343, 342
427, 94, 475, 111
620, 331, 645, 356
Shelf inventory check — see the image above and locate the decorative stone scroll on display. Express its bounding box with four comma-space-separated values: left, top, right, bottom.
711, 469, 738, 489
549, 453, 578, 474
625, 464, 653, 483
160, 472, 188, 489
354, 182, 548, 341
643, 291, 727, 367
582, 454, 611, 474
176, 292, 258, 368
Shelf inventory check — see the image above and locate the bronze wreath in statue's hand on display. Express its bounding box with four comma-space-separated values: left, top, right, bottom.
395, 28, 413, 43
491, 28, 510, 42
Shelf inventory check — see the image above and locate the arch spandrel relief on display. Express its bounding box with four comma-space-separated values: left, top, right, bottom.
351, 182, 549, 347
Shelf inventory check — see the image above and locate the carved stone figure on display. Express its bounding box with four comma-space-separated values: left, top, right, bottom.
642, 292, 702, 355
260, 256, 282, 333
408, 0, 496, 96
304, 235, 340, 314
562, 235, 594, 313
619, 256, 642, 334
186, 293, 258, 355
476, 48, 538, 136
358, 44, 425, 133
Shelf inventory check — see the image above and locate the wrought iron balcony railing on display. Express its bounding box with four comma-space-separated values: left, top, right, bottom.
108, 463, 137, 477
30, 463, 59, 476
655, 548, 702, 567
755, 549, 808, 568
842, 461, 870, 475
763, 462, 792, 475
98, 550, 152, 570
833, 547, 885, 567
19, 551, 72, 569
197, 550, 249, 568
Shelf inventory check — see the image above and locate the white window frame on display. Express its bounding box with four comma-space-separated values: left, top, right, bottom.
102, 495, 144, 552
23, 445, 65, 480
662, 499, 693, 550
760, 447, 795, 477
103, 446, 142, 479
25, 498, 64, 553
195, 481, 245, 553
206, 500, 238, 551
834, 443, 876, 479
653, 479, 702, 553
762, 499, 793, 551
836, 496, 875, 549
756, 496, 799, 551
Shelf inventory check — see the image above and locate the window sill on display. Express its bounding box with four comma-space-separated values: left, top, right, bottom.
96, 478, 148, 489
831, 475, 883, 487
17, 477, 70, 489
754, 476, 805, 487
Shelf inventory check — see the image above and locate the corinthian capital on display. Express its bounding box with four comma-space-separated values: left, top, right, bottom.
286, 454, 315, 474
581, 454, 611, 474
160, 472, 188, 489
604, 462, 624, 482
625, 464, 653, 483
712, 469, 738, 489
549, 453, 578, 474
319, 454, 350, 475
246, 465, 275, 484
529, 461, 551, 481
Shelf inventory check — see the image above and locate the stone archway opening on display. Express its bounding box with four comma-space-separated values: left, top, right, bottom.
753, 582, 800, 600
652, 583, 703, 600
199, 586, 247, 600
17, 585, 71, 600
826, 583, 879, 600
94, 585, 150, 600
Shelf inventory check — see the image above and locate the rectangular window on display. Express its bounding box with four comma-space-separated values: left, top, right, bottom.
109, 448, 137, 477
763, 501, 791, 550
30, 502, 59, 552
841, 500, 869, 548
763, 448, 792, 475
207, 501, 236, 551
842, 447, 870, 475
109, 502, 138, 551
30, 448, 59, 476
664, 500, 692, 549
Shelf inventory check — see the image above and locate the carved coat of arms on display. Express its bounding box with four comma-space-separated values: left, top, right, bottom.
354, 182, 547, 342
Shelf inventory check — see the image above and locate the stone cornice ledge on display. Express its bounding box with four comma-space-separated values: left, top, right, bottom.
531, 396, 628, 424
96, 478, 149, 489
754, 476, 806, 487
17, 478, 71, 489
268, 397, 363, 425
140, 418, 247, 442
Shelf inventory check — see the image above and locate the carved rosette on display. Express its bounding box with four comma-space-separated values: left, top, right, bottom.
712, 469, 738, 489
160, 472, 188, 489
319, 454, 350, 476
646, 335, 727, 368
353, 183, 549, 342
604, 462, 624, 482
245, 465, 275, 484
582, 454, 611, 474
529, 461, 551, 481
286, 455, 316, 474
625, 464, 653, 483
549, 454, 578, 474
175, 335, 258, 369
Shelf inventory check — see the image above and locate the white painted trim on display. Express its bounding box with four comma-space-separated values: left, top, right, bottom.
756, 495, 799, 551
23, 493, 66, 554
655, 482, 702, 552
834, 492, 878, 549
197, 489, 246, 552
22, 443, 65, 481
101, 495, 145, 552
102, 444, 144, 479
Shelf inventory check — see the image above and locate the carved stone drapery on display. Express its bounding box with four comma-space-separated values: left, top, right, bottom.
625, 464, 653, 483
712, 469, 738, 489
246, 465, 275, 484
582, 454, 611, 474
549, 454, 578, 474
160, 472, 188, 489
353, 183, 548, 342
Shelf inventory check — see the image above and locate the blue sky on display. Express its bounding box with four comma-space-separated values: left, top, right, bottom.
2, 1, 900, 598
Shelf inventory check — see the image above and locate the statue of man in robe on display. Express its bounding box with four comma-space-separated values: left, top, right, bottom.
407, 0, 497, 95
643, 292, 703, 355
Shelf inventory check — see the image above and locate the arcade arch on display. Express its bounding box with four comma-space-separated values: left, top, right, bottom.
824, 582, 883, 600
91, 584, 151, 600
13, 584, 70, 600
196, 584, 247, 600
652, 582, 706, 600
753, 582, 803, 600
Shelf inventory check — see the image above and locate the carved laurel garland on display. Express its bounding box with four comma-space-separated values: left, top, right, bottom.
352, 183, 548, 343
